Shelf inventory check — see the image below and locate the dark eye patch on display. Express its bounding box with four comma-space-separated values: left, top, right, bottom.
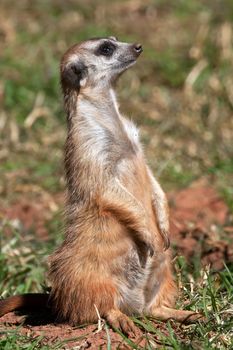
95, 41, 116, 57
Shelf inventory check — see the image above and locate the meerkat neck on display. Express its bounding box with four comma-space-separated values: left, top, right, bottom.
79, 86, 120, 118
64, 86, 123, 133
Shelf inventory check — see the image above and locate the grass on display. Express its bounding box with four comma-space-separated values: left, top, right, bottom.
0, 0, 233, 348
0, 331, 56, 350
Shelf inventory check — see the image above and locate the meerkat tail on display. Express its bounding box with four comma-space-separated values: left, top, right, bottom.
0, 293, 50, 317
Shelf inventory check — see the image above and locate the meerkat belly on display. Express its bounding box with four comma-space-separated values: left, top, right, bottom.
117, 154, 156, 221
96, 209, 163, 315
114, 248, 152, 314
69, 212, 160, 312
114, 245, 167, 315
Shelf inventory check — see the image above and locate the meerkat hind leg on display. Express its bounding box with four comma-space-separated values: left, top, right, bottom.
105, 309, 137, 335
151, 306, 204, 323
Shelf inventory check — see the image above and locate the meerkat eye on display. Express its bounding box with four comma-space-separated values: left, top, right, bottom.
96, 42, 116, 57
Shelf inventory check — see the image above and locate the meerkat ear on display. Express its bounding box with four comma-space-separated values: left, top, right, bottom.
109, 36, 118, 41
61, 60, 88, 89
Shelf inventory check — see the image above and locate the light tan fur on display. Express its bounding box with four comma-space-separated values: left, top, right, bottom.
0, 37, 201, 333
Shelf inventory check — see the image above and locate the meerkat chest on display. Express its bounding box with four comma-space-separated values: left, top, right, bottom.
109, 88, 141, 150
121, 117, 141, 150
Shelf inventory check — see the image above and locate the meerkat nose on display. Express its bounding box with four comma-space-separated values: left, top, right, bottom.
134, 43, 143, 53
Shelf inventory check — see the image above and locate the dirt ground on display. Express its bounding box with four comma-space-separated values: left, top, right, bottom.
0, 178, 232, 349
1, 312, 136, 349
169, 178, 232, 271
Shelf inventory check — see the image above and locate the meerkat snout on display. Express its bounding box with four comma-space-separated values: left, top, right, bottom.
133, 43, 143, 54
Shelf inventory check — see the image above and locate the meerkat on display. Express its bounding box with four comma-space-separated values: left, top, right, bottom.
0, 37, 201, 334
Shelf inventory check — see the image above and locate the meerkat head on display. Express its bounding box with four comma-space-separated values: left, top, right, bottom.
60, 36, 142, 91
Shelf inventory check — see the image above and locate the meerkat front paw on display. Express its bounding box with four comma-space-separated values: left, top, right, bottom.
136, 233, 155, 267
146, 242, 154, 257
142, 229, 155, 256
157, 222, 170, 250
141, 240, 154, 257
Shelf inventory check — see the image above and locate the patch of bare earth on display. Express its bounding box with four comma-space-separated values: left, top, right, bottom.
0, 312, 145, 349
170, 179, 232, 270
0, 191, 64, 240
0, 179, 232, 347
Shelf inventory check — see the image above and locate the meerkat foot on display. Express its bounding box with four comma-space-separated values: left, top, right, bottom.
151, 306, 204, 323
106, 309, 137, 335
